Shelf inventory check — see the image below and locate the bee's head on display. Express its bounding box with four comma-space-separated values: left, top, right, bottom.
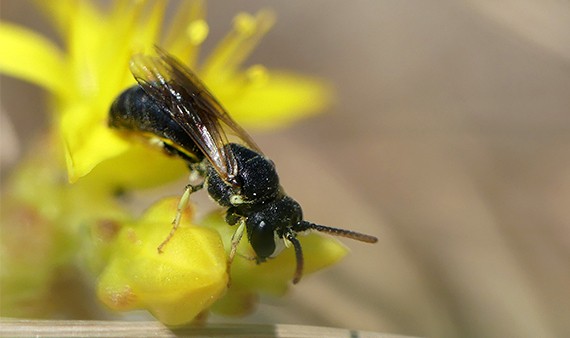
244, 196, 303, 258
245, 195, 379, 284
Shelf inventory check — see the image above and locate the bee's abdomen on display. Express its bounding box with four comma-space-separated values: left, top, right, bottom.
109, 85, 203, 163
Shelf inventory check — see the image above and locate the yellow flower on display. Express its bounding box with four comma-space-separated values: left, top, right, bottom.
0, 0, 346, 325
95, 201, 347, 324
0, 0, 333, 184
96, 198, 227, 326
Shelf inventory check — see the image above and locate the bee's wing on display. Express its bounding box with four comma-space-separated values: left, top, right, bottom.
129, 47, 261, 186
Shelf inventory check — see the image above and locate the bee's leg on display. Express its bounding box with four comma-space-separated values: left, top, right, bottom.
225, 207, 242, 226
157, 181, 203, 253
229, 220, 246, 265
226, 220, 246, 286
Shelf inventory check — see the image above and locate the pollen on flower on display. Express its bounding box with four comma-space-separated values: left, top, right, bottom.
186, 20, 209, 45
126, 228, 140, 244
95, 219, 121, 242
234, 13, 258, 35
246, 65, 269, 87
102, 285, 138, 310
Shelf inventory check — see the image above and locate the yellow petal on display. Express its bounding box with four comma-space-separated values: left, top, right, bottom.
93, 1, 165, 102
66, 0, 107, 61
97, 198, 228, 325
60, 104, 130, 182
66, 0, 142, 101
82, 142, 188, 190
0, 23, 67, 95
218, 70, 335, 130
33, 0, 101, 44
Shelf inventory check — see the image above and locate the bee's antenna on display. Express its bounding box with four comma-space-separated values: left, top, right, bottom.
294, 221, 378, 243
286, 232, 304, 284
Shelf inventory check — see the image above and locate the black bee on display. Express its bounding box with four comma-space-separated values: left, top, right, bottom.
109, 47, 377, 283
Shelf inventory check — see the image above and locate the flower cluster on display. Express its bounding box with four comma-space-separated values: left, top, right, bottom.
0, 0, 346, 325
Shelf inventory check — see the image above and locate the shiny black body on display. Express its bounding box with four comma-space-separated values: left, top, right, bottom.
110, 86, 202, 163
109, 48, 377, 283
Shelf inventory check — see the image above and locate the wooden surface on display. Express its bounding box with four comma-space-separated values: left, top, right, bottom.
0, 318, 414, 338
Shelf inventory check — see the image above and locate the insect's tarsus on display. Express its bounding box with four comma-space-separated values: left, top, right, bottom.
157, 181, 204, 253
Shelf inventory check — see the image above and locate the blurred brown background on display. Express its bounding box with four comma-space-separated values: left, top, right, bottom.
2, 1, 570, 337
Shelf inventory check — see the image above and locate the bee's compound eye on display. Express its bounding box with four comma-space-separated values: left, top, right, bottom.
246, 219, 277, 261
